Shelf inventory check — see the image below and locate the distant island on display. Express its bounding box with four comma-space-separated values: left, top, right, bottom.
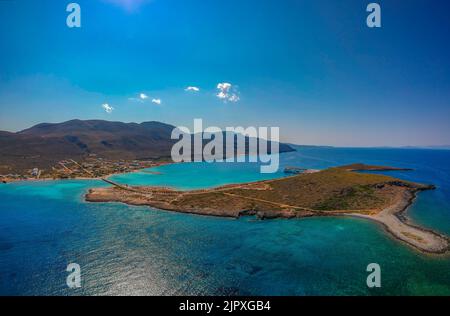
86, 164, 449, 254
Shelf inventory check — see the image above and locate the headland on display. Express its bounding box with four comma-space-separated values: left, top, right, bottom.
85, 163, 449, 254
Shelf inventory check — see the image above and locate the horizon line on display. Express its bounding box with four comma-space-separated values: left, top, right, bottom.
2, 118, 450, 150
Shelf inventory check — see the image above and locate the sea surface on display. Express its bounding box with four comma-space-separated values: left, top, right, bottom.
1, 146, 449, 295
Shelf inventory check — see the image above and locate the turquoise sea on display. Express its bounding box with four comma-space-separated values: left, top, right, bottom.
0, 146, 449, 295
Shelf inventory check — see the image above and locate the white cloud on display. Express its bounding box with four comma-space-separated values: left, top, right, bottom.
217, 82, 231, 93
102, 103, 114, 114
185, 86, 200, 92
129, 93, 149, 103
151, 98, 162, 105
228, 94, 240, 102
129, 94, 161, 105
216, 82, 240, 103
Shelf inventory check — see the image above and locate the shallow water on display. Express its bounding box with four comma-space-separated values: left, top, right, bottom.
0, 146, 449, 295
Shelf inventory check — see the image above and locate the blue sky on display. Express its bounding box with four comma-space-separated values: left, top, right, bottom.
1, 0, 450, 146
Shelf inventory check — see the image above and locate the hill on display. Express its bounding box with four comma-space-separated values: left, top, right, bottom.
0, 119, 295, 174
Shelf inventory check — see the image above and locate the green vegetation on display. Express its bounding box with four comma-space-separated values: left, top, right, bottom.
220, 168, 398, 212
313, 184, 383, 211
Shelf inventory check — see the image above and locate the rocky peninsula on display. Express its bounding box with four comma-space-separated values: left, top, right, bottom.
85, 164, 449, 254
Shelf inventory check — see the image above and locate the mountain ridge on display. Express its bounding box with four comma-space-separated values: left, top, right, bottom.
0, 119, 295, 174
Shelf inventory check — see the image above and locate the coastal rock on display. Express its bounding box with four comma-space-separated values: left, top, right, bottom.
85, 164, 449, 254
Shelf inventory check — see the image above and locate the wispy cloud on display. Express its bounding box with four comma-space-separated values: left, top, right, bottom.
129, 92, 149, 103
102, 103, 114, 114
185, 86, 200, 92
129, 93, 161, 105
151, 98, 162, 105
216, 82, 240, 103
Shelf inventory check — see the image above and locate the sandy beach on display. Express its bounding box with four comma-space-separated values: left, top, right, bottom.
85, 165, 450, 255
348, 188, 450, 255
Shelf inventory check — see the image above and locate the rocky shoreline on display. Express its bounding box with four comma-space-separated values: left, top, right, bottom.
85, 164, 450, 255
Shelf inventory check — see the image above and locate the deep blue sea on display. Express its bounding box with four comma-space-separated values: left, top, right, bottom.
1, 146, 449, 295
